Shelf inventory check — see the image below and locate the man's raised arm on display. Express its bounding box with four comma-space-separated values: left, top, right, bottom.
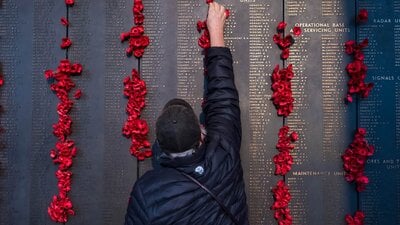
203, 2, 241, 146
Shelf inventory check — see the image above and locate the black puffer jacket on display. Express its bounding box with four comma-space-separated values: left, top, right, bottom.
124, 47, 249, 225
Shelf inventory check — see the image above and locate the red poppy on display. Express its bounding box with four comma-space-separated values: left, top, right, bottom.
277, 21, 287, 32
48, 194, 75, 223
70, 63, 83, 74
61, 17, 69, 26
292, 26, 301, 36
120, 32, 130, 42
281, 48, 290, 60
130, 25, 144, 37
134, 13, 145, 25
345, 40, 356, 54
346, 60, 364, 74
198, 30, 211, 49
133, 49, 145, 58
65, 0, 74, 6
281, 35, 294, 49
197, 20, 206, 32
133, 3, 144, 14
61, 37, 72, 49
354, 51, 364, 61
345, 211, 365, 225
73, 89, 82, 99
273, 152, 293, 175
225, 9, 230, 19
357, 9, 368, 23
140, 35, 150, 47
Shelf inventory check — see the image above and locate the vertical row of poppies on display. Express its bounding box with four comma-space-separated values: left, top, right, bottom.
121, 0, 152, 160
270, 19, 301, 225
342, 7, 374, 225
45, 0, 83, 223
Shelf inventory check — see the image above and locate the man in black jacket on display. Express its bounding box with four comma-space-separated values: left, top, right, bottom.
124, 2, 249, 224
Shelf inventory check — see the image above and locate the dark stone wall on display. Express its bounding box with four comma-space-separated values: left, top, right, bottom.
0, 0, 399, 224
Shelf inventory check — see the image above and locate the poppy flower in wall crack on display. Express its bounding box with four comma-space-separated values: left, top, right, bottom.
345, 40, 356, 55
281, 48, 290, 60
290, 131, 298, 141
292, 26, 301, 36
70, 63, 83, 74
133, 2, 144, 15
120, 32, 130, 42
271, 180, 291, 209
273, 151, 293, 175
281, 35, 294, 49
65, 0, 74, 6
277, 21, 287, 32
48, 194, 75, 223
133, 49, 145, 58
274, 34, 294, 50
134, 13, 144, 25
61, 17, 69, 26
197, 20, 207, 33
61, 37, 72, 49
357, 9, 368, 23
354, 51, 365, 61
130, 25, 145, 37
345, 211, 365, 225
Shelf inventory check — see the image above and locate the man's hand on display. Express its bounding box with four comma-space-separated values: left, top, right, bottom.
207, 2, 227, 47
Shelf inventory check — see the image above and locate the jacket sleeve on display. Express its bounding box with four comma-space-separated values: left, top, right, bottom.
203, 47, 241, 148
124, 183, 149, 225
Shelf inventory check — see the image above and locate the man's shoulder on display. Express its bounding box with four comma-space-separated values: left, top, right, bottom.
135, 167, 181, 189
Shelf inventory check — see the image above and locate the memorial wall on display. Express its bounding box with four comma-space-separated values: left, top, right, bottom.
0, 0, 399, 224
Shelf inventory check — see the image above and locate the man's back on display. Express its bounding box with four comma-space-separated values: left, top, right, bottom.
124, 47, 248, 225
